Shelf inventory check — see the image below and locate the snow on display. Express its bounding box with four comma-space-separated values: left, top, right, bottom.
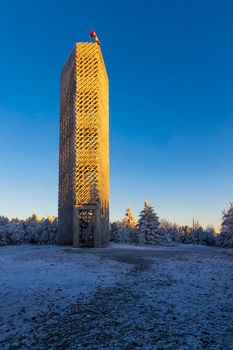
1, 244, 233, 349
0, 245, 131, 348
109, 242, 216, 250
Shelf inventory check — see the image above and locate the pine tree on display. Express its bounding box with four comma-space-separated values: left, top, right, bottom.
123, 207, 137, 228
138, 200, 161, 245
217, 202, 233, 248
200, 226, 216, 246
122, 207, 137, 243
109, 221, 121, 242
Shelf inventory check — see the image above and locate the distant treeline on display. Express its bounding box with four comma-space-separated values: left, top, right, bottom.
110, 201, 233, 248
0, 202, 233, 248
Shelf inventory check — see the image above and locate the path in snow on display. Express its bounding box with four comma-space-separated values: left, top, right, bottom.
0, 244, 233, 349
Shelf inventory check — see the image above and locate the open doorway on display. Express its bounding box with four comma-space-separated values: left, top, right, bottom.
79, 209, 95, 247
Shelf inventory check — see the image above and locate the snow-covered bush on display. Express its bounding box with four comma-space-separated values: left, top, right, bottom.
0, 214, 57, 246
217, 202, 233, 248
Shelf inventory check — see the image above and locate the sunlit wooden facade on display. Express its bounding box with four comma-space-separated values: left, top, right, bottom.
58, 42, 109, 247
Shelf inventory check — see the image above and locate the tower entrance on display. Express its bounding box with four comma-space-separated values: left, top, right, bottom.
79, 208, 95, 247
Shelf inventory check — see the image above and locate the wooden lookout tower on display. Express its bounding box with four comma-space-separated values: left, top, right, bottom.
58, 39, 109, 247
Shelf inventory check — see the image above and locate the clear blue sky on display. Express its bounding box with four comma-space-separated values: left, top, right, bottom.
0, 0, 233, 230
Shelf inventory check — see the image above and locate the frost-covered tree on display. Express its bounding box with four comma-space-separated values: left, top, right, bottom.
190, 221, 202, 244
110, 208, 138, 243
180, 225, 192, 243
217, 202, 233, 248
200, 226, 216, 246
109, 221, 120, 242
138, 200, 163, 245
158, 220, 215, 246
122, 207, 138, 243
24, 214, 57, 244
109, 221, 127, 242
159, 219, 177, 243
0, 216, 10, 246
0, 214, 57, 246
46, 215, 57, 224
123, 208, 137, 228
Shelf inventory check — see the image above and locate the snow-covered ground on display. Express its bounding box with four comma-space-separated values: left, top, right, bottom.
0, 245, 131, 349
1, 244, 233, 349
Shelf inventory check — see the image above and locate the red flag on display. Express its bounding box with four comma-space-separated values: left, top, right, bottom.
90, 30, 100, 45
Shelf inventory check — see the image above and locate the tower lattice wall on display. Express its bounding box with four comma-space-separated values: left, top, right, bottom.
58, 42, 109, 247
